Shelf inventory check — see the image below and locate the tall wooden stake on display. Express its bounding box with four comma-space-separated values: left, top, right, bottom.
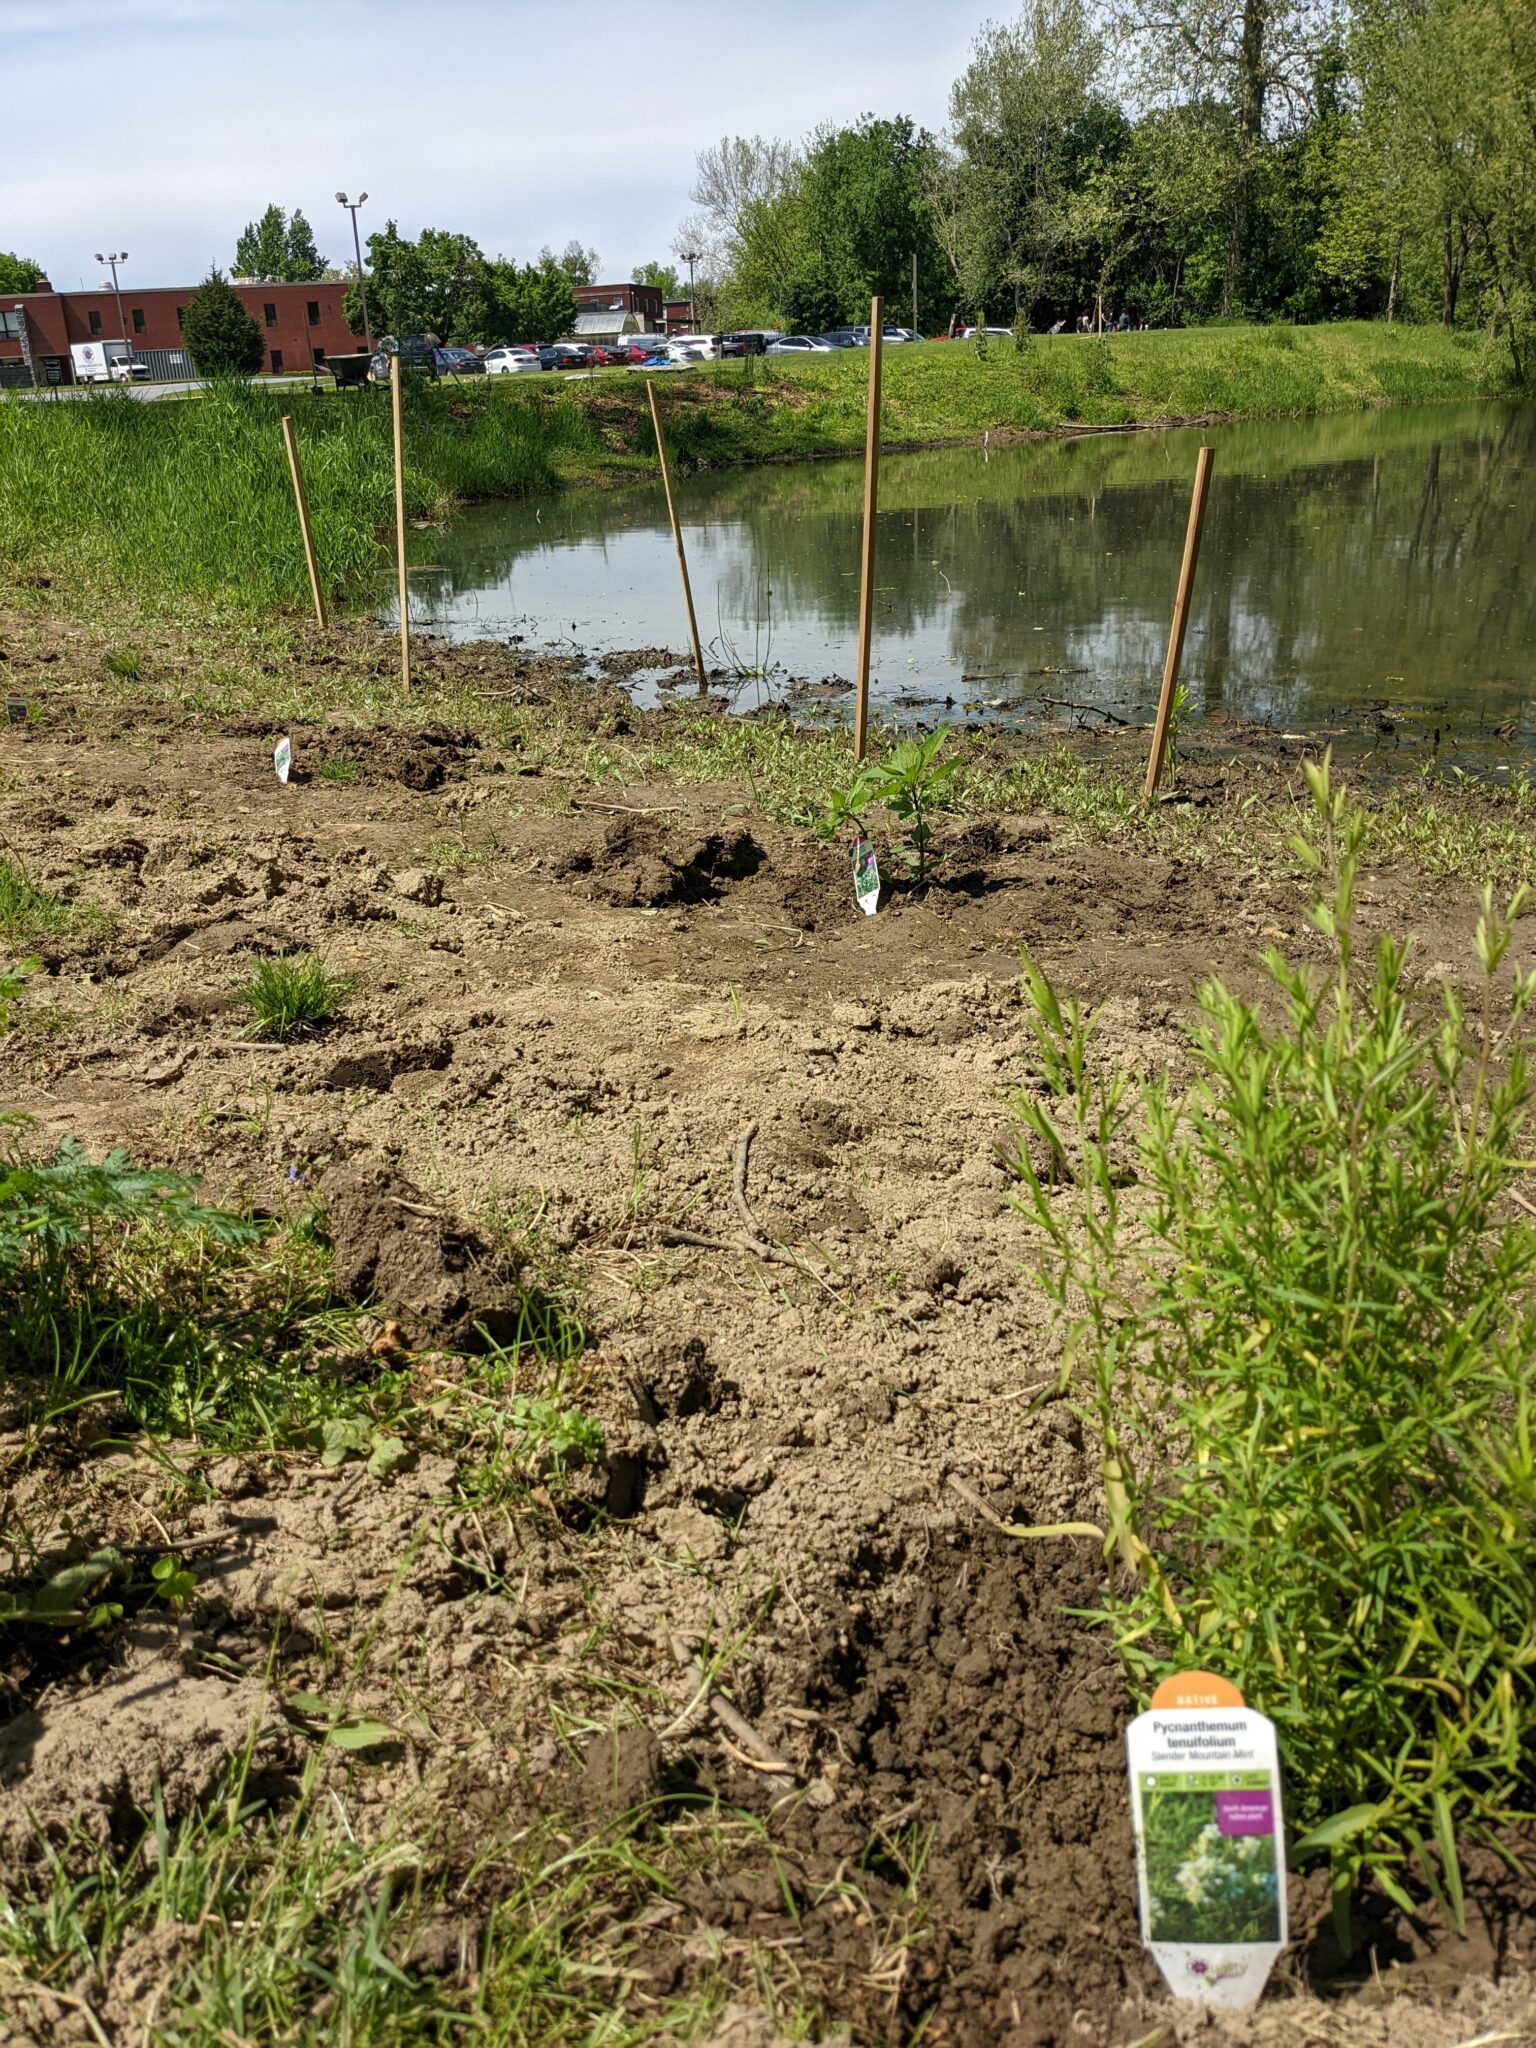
853, 295, 884, 762
1143, 445, 1214, 801
646, 379, 707, 693
390, 353, 412, 690
280, 415, 328, 630
911, 252, 919, 335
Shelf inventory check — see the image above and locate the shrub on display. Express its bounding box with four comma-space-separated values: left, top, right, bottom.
180, 268, 266, 378
1007, 756, 1536, 1937
240, 954, 355, 1040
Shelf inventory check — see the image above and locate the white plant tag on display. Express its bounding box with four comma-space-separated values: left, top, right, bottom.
852, 835, 880, 916
1125, 1671, 1287, 2011
273, 735, 292, 785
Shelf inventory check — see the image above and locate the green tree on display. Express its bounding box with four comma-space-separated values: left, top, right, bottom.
633, 259, 682, 298
180, 269, 266, 376
0, 252, 46, 294
489, 256, 578, 342
345, 222, 492, 344
793, 115, 950, 326
541, 239, 600, 284
234, 205, 328, 282
937, 0, 1121, 325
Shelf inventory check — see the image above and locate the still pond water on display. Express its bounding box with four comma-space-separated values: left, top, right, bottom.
404, 400, 1536, 767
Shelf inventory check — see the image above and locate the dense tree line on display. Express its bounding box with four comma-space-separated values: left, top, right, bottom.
674, 0, 1536, 357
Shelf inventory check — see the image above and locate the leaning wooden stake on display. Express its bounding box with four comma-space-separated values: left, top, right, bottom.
853, 295, 884, 761
390, 353, 412, 690
1143, 445, 1214, 800
647, 379, 707, 693
280, 415, 328, 630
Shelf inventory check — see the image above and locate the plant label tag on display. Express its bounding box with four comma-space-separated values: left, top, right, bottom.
273, 735, 292, 785
5, 692, 25, 725
852, 835, 880, 916
1125, 1672, 1287, 2010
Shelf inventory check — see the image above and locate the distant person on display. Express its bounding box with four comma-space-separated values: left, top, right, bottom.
1117, 310, 1131, 332
1049, 318, 1066, 333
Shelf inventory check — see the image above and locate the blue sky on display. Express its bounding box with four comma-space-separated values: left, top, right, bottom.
2, 0, 978, 289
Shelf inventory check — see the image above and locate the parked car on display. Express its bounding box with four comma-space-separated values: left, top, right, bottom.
814, 331, 862, 349
484, 346, 543, 375
539, 343, 593, 370
720, 330, 781, 356
667, 333, 722, 360
959, 325, 1016, 339
434, 346, 485, 376
764, 335, 834, 354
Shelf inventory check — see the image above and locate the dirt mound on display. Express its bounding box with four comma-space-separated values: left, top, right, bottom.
550, 817, 766, 907
217, 717, 481, 789
323, 1166, 526, 1349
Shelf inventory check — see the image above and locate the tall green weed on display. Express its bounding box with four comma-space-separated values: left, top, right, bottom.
1007, 756, 1536, 1936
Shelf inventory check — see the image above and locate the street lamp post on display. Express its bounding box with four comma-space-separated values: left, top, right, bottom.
680, 248, 700, 328
94, 250, 129, 357
336, 192, 373, 352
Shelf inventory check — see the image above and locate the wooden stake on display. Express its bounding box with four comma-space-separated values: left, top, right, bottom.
853, 295, 884, 762
646, 379, 707, 693
1143, 445, 1214, 801
390, 353, 411, 690
280, 415, 328, 630
911, 251, 919, 335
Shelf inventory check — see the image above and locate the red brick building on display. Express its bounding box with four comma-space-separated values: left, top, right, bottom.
0, 278, 360, 384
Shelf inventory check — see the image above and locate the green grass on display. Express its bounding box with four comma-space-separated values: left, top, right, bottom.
240, 952, 356, 1040
0, 325, 1512, 619
0, 858, 108, 946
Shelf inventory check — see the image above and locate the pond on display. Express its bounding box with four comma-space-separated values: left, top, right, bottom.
401, 399, 1536, 768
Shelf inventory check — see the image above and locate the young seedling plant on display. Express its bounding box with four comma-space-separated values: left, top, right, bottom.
817, 730, 959, 885
1006, 753, 1536, 1945
240, 953, 355, 1041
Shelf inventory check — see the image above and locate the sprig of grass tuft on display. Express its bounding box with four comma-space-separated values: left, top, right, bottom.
240, 953, 356, 1041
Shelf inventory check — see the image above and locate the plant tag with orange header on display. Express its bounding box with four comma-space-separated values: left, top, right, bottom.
1125, 1671, 1288, 2010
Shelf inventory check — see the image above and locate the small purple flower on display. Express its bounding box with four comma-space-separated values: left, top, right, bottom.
1187, 1959, 1208, 1976
287, 1165, 307, 1187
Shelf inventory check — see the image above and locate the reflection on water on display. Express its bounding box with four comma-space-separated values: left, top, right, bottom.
402, 400, 1536, 764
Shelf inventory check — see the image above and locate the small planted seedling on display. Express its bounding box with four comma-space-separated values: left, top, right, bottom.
103, 647, 142, 681
818, 730, 959, 886
240, 953, 355, 1041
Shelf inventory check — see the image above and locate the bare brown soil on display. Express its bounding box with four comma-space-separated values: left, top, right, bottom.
1, 639, 1533, 2048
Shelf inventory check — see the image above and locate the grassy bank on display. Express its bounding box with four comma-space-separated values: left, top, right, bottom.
0, 322, 1515, 616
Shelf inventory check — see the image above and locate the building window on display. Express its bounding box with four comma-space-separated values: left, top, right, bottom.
269, 348, 284, 374
307, 300, 320, 326
0, 311, 20, 339
176, 306, 186, 329
88, 310, 102, 335
312, 347, 327, 365
264, 303, 278, 328
132, 308, 145, 334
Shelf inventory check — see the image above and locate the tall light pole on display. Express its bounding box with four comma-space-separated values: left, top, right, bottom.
94, 251, 129, 352
680, 248, 700, 327
336, 192, 372, 351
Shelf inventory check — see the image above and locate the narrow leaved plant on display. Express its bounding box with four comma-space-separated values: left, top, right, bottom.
1007, 752, 1536, 1943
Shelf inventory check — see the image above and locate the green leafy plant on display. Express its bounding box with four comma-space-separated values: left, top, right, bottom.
1007, 754, 1536, 1941
151, 1553, 198, 1611
817, 730, 959, 882
240, 953, 355, 1040
103, 647, 142, 681
316, 757, 359, 783
312, 1415, 408, 1478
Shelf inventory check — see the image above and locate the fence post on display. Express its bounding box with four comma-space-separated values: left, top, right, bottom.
390, 354, 411, 690
1143, 446, 1215, 800
280, 415, 328, 630
853, 295, 884, 762
646, 379, 707, 694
